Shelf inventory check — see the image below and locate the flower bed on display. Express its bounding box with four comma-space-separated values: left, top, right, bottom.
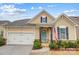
49, 40, 79, 51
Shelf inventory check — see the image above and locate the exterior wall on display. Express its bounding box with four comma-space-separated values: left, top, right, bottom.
76, 26, 79, 39
0, 26, 4, 32
35, 27, 39, 39
0, 26, 5, 38
28, 11, 54, 40
35, 27, 51, 41
4, 26, 35, 39
54, 15, 77, 40
4, 26, 51, 41
30, 12, 54, 24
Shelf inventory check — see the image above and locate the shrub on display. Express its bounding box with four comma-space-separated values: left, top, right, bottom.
49, 42, 54, 49
58, 40, 68, 48
58, 40, 77, 48
65, 40, 76, 48
49, 40, 77, 49
33, 39, 41, 49
0, 36, 6, 46
76, 40, 79, 48
49, 40, 58, 49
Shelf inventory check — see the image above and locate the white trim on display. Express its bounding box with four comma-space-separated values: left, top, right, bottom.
59, 26, 66, 28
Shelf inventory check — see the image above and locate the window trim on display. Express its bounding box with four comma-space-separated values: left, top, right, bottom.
59, 28, 67, 39
40, 16, 47, 23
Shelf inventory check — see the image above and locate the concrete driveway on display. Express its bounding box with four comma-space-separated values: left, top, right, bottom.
0, 45, 33, 55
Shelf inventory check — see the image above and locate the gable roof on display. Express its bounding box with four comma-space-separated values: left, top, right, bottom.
27, 10, 55, 23
0, 21, 10, 25
53, 13, 78, 26
3, 11, 79, 27
69, 16, 79, 25
5, 19, 35, 26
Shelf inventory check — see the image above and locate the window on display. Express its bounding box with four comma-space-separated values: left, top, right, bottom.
57, 27, 69, 39
59, 28, 66, 39
40, 16, 47, 23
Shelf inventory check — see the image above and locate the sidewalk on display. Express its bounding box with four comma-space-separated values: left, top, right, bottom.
31, 47, 50, 55
31, 47, 79, 55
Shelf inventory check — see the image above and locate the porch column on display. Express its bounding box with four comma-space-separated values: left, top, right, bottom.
39, 27, 41, 42
49, 27, 53, 41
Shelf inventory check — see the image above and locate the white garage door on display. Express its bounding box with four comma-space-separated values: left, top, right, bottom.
7, 32, 35, 44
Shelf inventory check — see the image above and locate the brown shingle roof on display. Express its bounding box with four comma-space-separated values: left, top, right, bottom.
0, 21, 10, 25
69, 16, 79, 25
3, 16, 79, 26
5, 19, 35, 26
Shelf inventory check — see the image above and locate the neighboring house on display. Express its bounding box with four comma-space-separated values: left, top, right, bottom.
2, 10, 79, 45
0, 21, 10, 37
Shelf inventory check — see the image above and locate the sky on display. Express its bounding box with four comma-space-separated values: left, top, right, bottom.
0, 3, 79, 21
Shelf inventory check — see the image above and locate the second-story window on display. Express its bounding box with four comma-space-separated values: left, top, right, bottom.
41, 16, 47, 23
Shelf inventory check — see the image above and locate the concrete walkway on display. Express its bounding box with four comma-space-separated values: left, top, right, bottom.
31, 47, 50, 55
31, 48, 79, 55
0, 45, 33, 55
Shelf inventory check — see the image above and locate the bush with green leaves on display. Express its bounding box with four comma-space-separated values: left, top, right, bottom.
0, 36, 6, 46
49, 40, 77, 49
33, 39, 41, 49
58, 40, 67, 48
76, 40, 79, 48
49, 40, 58, 49
66, 41, 76, 48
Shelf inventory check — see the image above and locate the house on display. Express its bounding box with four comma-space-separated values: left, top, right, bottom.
1, 10, 79, 45
0, 21, 10, 36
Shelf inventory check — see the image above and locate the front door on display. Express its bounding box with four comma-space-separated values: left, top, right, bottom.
41, 30, 46, 43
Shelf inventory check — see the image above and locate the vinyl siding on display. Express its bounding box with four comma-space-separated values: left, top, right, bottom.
4, 26, 35, 39
54, 15, 77, 40
30, 12, 54, 24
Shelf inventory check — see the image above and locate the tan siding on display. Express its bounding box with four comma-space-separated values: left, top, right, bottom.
0, 26, 4, 31
35, 27, 39, 39
76, 26, 79, 39
0, 26, 5, 38
4, 27, 35, 39
30, 12, 54, 24
54, 15, 77, 40
35, 27, 51, 40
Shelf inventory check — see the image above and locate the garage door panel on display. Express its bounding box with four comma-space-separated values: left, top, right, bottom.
7, 32, 35, 44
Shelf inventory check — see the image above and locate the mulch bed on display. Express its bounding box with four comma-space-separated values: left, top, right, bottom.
32, 47, 42, 50
50, 48, 79, 51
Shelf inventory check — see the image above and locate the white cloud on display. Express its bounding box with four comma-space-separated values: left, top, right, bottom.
64, 10, 79, 13
63, 9, 79, 16
0, 4, 27, 15
31, 6, 43, 10
38, 6, 43, 9
31, 6, 34, 10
